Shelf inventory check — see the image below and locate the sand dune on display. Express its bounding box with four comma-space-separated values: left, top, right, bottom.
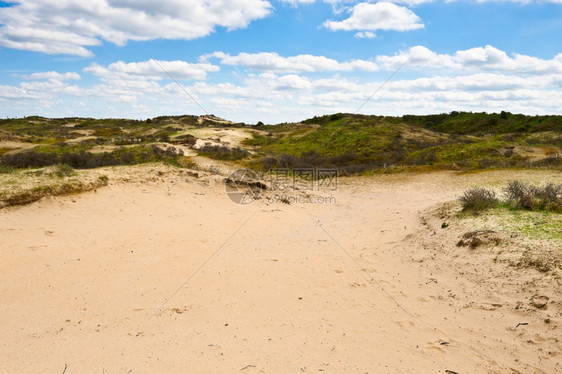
0, 166, 560, 373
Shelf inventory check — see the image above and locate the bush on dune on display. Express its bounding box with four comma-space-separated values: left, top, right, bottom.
0, 145, 179, 170
460, 180, 562, 213
197, 145, 250, 160
459, 187, 499, 211
504, 180, 562, 212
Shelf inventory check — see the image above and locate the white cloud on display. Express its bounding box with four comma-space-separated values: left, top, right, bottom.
203, 51, 378, 72
84, 60, 219, 81
1, 46, 561, 122
355, 31, 376, 38
376, 45, 562, 75
0, 0, 272, 56
278, 0, 317, 4
324, 2, 424, 32
281, 0, 561, 5
389, 0, 435, 5
452, 45, 562, 74
455, 45, 509, 66
376, 45, 456, 69
276, 74, 314, 90
22, 71, 81, 81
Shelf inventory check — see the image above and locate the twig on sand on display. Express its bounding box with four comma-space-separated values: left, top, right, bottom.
515, 322, 529, 329
241, 364, 256, 371
445, 370, 459, 374
61, 363, 68, 374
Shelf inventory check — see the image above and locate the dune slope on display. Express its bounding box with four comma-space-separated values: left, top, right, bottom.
0, 166, 560, 373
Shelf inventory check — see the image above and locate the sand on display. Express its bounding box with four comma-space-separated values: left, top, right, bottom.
0, 166, 560, 373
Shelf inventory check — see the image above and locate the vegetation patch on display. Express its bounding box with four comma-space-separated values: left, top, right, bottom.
197, 145, 250, 160
245, 113, 561, 174
459, 187, 499, 211
1, 112, 560, 175
0, 168, 109, 209
453, 179, 562, 273
0, 145, 181, 169
459, 180, 562, 213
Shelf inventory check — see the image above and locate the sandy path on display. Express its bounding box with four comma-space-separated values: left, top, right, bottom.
0, 168, 559, 373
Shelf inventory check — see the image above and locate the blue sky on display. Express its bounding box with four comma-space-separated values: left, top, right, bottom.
0, 0, 561, 123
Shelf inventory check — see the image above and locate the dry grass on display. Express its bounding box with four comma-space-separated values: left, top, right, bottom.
450, 201, 562, 273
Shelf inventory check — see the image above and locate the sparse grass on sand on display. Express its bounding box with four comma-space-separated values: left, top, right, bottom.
447, 180, 562, 273
0, 165, 109, 208
455, 207, 562, 272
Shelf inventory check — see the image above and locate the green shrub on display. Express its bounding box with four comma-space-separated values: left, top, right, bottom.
0, 145, 180, 169
0, 150, 59, 168
50, 163, 75, 178
197, 145, 249, 160
0, 165, 16, 174
531, 156, 562, 168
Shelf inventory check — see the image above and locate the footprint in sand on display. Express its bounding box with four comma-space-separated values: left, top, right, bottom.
395, 320, 415, 328
350, 282, 367, 288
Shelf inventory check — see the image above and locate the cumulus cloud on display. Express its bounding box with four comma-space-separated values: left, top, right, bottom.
281, 0, 561, 6
355, 31, 376, 38
376, 45, 456, 69
23, 71, 81, 81
278, 0, 317, 4
203, 51, 378, 72
324, 2, 424, 32
455, 45, 510, 66
279, 0, 430, 8
1, 45, 561, 122
376, 45, 562, 75
452, 45, 562, 74
276, 74, 314, 90
0, 0, 272, 56
83, 60, 219, 81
